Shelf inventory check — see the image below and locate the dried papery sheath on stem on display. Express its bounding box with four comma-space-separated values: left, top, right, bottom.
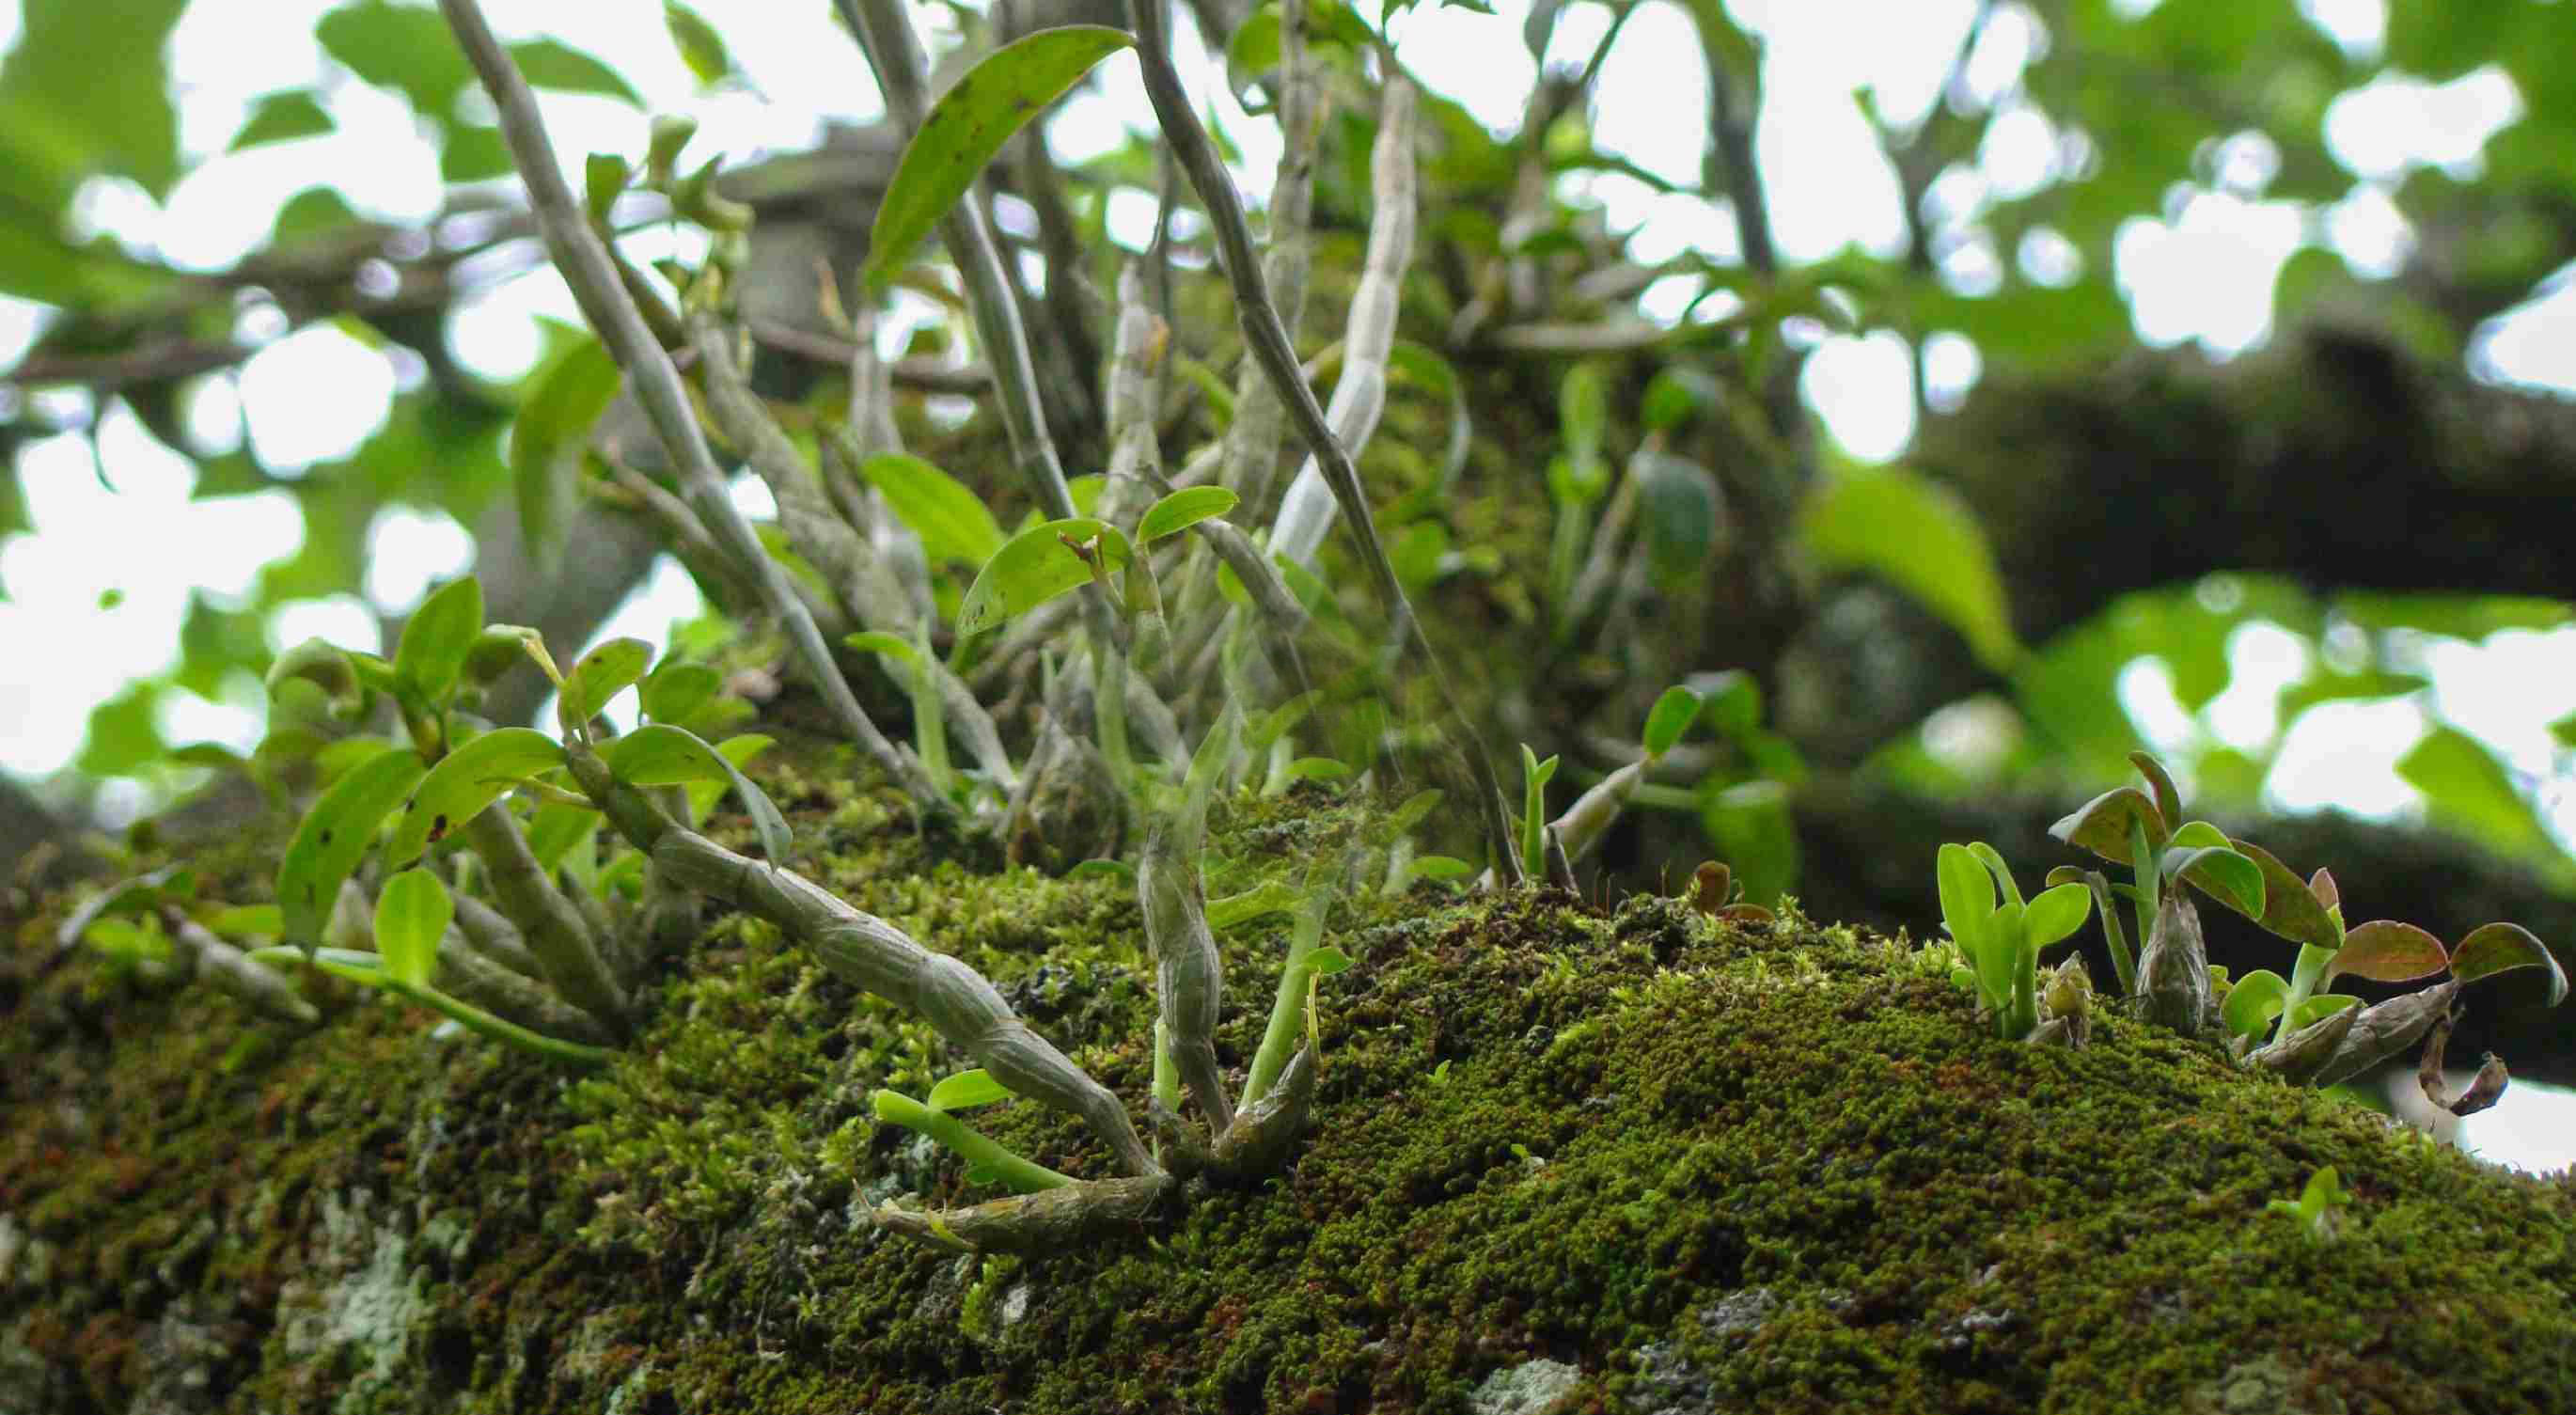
562, 743, 1157, 1180
2136, 888, 2212, 1038
2310, 982, 2457, 1089
874, 1175, 1172, 1256
438, 0, 941, 825
1140, 708, 1240, 1135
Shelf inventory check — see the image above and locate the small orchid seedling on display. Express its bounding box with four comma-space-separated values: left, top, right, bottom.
2267, 1166, 2350, 1240
1937, 841, 2096, 1041
2047, 751, 2268, 1035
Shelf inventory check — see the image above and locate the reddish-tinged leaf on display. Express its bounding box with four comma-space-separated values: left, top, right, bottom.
2308, 867, 2338, 910
2128, 751, 2182, 835
2205, 839, 2344, 952
2050, 785, 2167, 862
2450, 922, 2568, 1006
2325, 920, 2449, 987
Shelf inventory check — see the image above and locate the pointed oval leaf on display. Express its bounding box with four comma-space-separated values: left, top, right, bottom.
859, 452, 1007, 567
374, 868, 452, 989
605, 723, 792, 862
1936, 843, 1996, 953
843, 630, 921, 666
279, 747, 429, 947
386, 729, 567, 868
2209, 839, 2343, 951
1138, 486, 1239, 543
394, 576, 484, 703
2049, 785, 2168, 863
2324, 920, 2450, 987
2449, 922, 2568, 1006
2128, 751, 2183, 832
2172, 846, 2265, 920
665, 1, 730, 84
1799, 464, 2021, 670
2308, 867, 2340, 911
2289, 992, 2363, 1030
863, 26, 1138, 290
927, 1068, 1014, 1113
1966, 841, 2027, 910
1983, 900, 2025, 1009
955, 518, 1134, 636
1308, 946, 1356, 976
1641, 686, 1703, 760
2221, 967, 2289, 1043
2166, 820, 2231, 852
640, 661, 724, 728
2024, 881, 2095, 951
556, 637, 653, 735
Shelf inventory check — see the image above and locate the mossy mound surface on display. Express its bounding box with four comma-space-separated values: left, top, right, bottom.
5, 751, 2573, 1414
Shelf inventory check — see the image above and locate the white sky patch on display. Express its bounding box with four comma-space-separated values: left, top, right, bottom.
365, 505, 477, 615
2265, 697, 2427, 821
534, 553, 706, 736
267, 593, 381, 657
237, 324, 398, 471
2470, 265, 2576, 396
1801, 330, 1915, 463
2324, 66, 2522, 182
2203, 621, 2311, 754
2459, 1078, 2576, 1177
2114, 192, 2305, 355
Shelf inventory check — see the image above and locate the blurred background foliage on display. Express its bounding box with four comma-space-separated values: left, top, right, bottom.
5, 0, 2576, 1075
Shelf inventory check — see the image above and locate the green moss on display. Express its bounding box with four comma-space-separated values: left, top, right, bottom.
5, 754, 2573, 1414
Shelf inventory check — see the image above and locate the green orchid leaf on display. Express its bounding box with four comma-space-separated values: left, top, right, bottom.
373, 868, 451, 989
859, 453, 1007, 568
2171, 846, 2266, 920
2288, 993, 2363, 1030
956, 518, 1134, 635
927, 1068, 1013, 1113
1308, 946, 1355, 975
555, 637, 653, 735
2166, 820, 2231, 852
204, 904, 284, 938
640, 661, 725, 728
863, 26, 1136, 290
1799, 464, 2021, 671
393, 576, 483, 704
2024, 881, 2095, 951
278, 748, 428, 947
2324, 920, 2450, 987
606, 723, 792, 862
2222, 967, 2289, 1042
664, 2, 730, 84
2048, 785, 2168, 863
1641, 686, 1703, 760
1137, 485, 1239, 543
1936, 843, 1996, 961
843, 630, 921, 666
2448, 922, 2567, 1006
1068, 857, 1139, 883
2207, 839, 2344, 952
1966, 841, 2026, 910
1207, 880, 1300, 930
386, 729, 565, 868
